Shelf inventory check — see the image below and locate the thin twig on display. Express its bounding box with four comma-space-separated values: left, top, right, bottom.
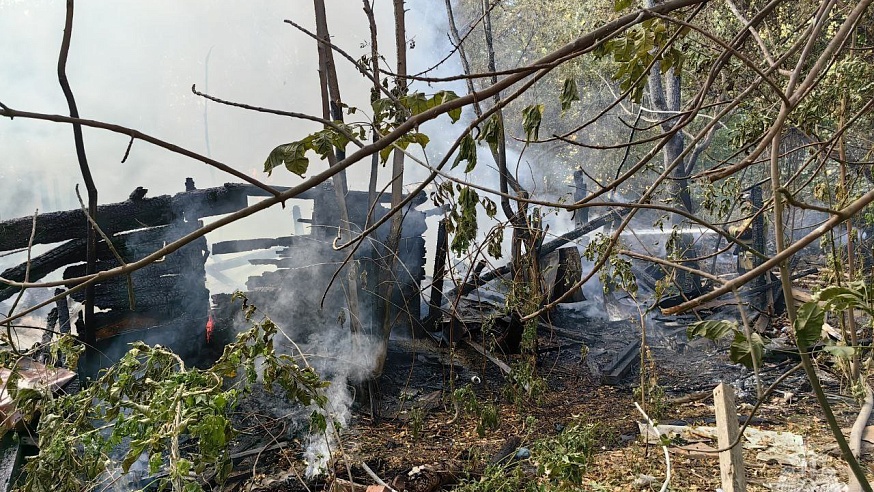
75, 185, 136, 310
120, 135, 134, 163
6, 209, 38, 354
58, 0, 99, 366
635, 402, 671, 492
361, 461, 396, 492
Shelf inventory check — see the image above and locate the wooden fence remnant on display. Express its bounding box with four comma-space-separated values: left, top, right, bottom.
714, 382, 747, 492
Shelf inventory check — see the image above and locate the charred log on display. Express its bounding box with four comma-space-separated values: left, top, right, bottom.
212, 237, 302, 255
0, 184, 249, 251
0, 239, 85, 303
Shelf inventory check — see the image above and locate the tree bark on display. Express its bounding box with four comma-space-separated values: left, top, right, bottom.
313, 0, 363, 334
377, 0, 409, 346
58, 0, 98, 374
362, 0, 382, 228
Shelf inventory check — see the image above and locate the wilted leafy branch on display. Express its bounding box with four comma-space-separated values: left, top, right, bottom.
15, 294, 329, 492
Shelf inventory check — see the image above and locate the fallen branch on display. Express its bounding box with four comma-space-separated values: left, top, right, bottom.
635, 401, 671, 492
361, 461, 396, 492
848, 381, 873, 492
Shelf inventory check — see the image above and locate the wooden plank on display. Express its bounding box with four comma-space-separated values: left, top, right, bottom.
212, 236, 299, 254
600, 339, 640, 385
713, 383, 746, 492
0, 432, 23, 492
0, 184, 248, 251
425, 219, 449, 330
0, 239, 85, 303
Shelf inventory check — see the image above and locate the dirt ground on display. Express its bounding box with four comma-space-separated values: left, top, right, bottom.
223, 303, 874, 491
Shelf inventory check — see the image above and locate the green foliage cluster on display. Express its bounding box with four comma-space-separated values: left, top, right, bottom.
431, 182, 500, 257
593, 19, 687, 102
583, 233, 637, 296
686, 319, 766, 370
457, 419, 601, 492
505, 361, 548, 404
15, 294, 329, 492
264, 90, 461, 177
688, 281, 874, 371
263, 123, 363, 177
795, 282, 873, 356
453, 385, 500, 437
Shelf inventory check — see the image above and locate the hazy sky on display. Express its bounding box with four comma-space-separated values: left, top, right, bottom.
0, 0, 484, 296
0, 1, 465, 220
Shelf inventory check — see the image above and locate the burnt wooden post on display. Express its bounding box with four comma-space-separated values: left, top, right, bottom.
573, 168, 588, 228
749, 185, 769, 313
543, 247, 586, 303
425, 219, 448, 330
714, 382, 746, 492
55, 288, 71, 334
292, 205, 304, 235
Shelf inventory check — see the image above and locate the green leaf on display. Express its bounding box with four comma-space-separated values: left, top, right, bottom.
614, 0, 633, 10
481, 197, 497, 218
408, 132, 430, 148
434, 90, 462, 123
379, 146, 394, 164
398, 90, 461, 123
264, 142, 309, 177
453, 134, 478, 172
794, 301, 825, 348
310, 131, 335, 158
122, 440, 147, 473
310, 410, 327, 433
815, 284, 871, 314
730, 331, 766, 370
686, 319, 737, 341
560, 79, 580, 112
521, 104, 544, 142
372, 97, 395, 120
177, 458, 192, 476
823, 345, 855, 358
401, 92, 429, 115
478, 115, 503, 155
380, 132, 429, 164
450, 186, 480, 255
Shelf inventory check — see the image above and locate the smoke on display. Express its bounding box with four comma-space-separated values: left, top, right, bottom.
298, 330, 381, 477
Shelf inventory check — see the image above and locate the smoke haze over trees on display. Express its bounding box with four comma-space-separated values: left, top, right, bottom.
2, 0, 874, 489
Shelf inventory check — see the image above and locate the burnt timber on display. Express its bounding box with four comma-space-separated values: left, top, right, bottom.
0, 180, 428, 370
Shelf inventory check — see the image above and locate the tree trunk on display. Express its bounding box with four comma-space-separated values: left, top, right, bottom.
313, 0, 363, 334
371, 0, 409, 375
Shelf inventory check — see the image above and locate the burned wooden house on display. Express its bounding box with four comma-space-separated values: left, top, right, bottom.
0, 180, 427, 372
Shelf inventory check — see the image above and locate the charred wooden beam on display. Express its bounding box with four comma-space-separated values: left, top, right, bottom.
600, 339, 640, 385
0, 239, 85, 303
55, 288, 71, 334
63, 253, 204, 281
68, 274, 209, 312
543, 247, 585, 303
0, 182, 425, 253
0, 184, 249, 251
0, 196, 174, 251
247, 257, 345, 268
424, 219, 448, 331
212, 236, 300, 255
236, 182, 413, 204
